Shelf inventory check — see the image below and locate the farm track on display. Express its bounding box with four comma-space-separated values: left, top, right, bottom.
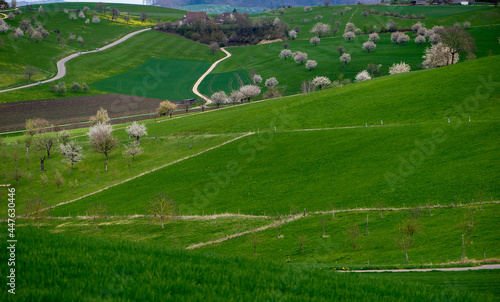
0, 28, 152, 94
344, 264, 500, 273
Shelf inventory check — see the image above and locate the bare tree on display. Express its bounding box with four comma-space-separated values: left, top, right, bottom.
140, 12, 148, 23
24, 197, 49, 229
298, 236, 307, 254
12, 167, 23, 186
300, 80, 316, 94
54, 170, 64, 192
40, 174, 48, 190
337, 46, 346, 56
345, 222, 361, 250
87, 204, 107, 230
24, 65, 39, 84
36, 133, 55, 159
87, 122, 117, 172
146, 193, 176, 229
395, 234, 410, 263
209, 42, 220, 54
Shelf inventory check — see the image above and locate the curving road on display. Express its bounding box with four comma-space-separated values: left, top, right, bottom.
192, 47, 232, 105
0, 28, 151, 94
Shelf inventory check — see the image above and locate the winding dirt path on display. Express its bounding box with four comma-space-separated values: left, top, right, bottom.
0, 28, 151, 94
192, 47, 232, 105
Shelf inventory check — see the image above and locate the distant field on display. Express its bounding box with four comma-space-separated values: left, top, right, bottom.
0, 31, 224, 103
92, 58, 212, 100
1, 226, 495, 301
181, 4, 265, 15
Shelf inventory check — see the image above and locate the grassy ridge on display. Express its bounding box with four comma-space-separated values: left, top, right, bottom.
0, 30, 224, 103
197, 204, 500, 266
51, 122, 499, 216
0, 226, 497, 301
91, 58, 212, 100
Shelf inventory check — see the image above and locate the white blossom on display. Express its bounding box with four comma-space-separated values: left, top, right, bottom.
126, 122, 148, 143
389, 62, 411, 74
355, 70, 371, 82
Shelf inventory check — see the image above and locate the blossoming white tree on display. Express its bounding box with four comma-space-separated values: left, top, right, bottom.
126, 122, 148, 143
230, 90, 244, 104
239, 85, 261, 102
415, 35, 426, 46
397, 34, 410, 46
288, 30, 297, 39
310, 23, 330, 37
92, 15, 101, 23
391, 32, 401, 43
59, 142, 84, 171
253, 74, 262, 84
355, 70, 371, 82
305, 60, 317, 71
279, 49, 292, 60
368, 33, 380, 42
421, 42, 459, 69
211, 91, 229, 108
88, 122, 117, 172
310, 36, 320, 46
343, 31, 355, 42
292, 51, 308, 64
265, 77, 278, 88
389, 62, 411, 74
345, 22, 355, 32
311, 76, 331, 90
79, 11, 85, 18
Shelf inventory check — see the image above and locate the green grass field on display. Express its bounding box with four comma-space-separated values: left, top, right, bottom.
198, 70, 252, 95
50, 122, 499, 217
200, 25, 500, 96
91, 58, 212, 100
0, 226, 497, 301
197, 204, 500, 266
0, 30, 224, 103
256, 5, 499, 40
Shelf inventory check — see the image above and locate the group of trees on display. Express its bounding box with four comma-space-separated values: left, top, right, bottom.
156, 11, 289, 46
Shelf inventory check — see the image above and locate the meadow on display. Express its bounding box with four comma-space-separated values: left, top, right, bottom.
0, 128, 239, 218
0, 226, 497, 301
91, 58, 212, 101
197, 204, 500, 266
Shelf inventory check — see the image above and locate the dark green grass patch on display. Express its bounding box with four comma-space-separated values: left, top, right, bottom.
91, 58, 212, 101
